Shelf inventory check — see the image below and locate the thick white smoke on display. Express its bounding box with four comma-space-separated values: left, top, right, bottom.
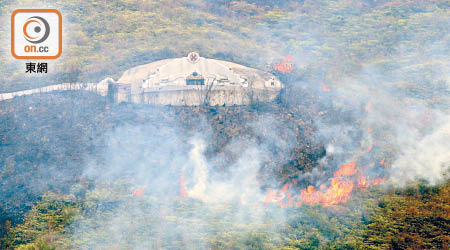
390, 115, 450, 186
185, 138, 209, 200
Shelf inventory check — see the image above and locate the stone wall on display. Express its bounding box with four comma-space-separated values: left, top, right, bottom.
126, 86, 279, 106
0, 82, 109, 101
0, 78, 280, 106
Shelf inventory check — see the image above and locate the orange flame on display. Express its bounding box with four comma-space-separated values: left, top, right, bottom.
373, 177, 386, 185
322, 84, 331, 92
264, 159, 386, 208
334, 161, 357, 177
298, 185, 321, 205
132, 185, 147, 197
273, 56, 293, 74
179, 176, 188, 198
297, 178, 355, 206
264, 188, 281, 207
365, 102, 372, 113
357, 175, 369, 189
321, 178, 355, 206
278, 183, 294, 208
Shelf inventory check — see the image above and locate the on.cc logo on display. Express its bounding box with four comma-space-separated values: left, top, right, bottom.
11, 9, 62, 59
23, 16, 50, 44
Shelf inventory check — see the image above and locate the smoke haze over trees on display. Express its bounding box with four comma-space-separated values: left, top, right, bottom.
0, 0, 449, 249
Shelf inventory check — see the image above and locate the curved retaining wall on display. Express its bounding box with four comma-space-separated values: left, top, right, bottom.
0, 79, 281, 106
0, 82, 109, 101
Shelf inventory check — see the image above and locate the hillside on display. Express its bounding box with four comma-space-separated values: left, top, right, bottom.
0, 0, 449, 249
1, 0, 448, 108
1, 90, 448, 249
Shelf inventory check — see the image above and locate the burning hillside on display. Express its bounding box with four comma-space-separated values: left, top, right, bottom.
1, 52, 448, 248
1, 0, 449, 249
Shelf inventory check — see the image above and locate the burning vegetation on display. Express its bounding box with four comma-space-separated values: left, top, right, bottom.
0, 50, 447, 248
273, 56, 293, 74
1, 0, 449, 249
